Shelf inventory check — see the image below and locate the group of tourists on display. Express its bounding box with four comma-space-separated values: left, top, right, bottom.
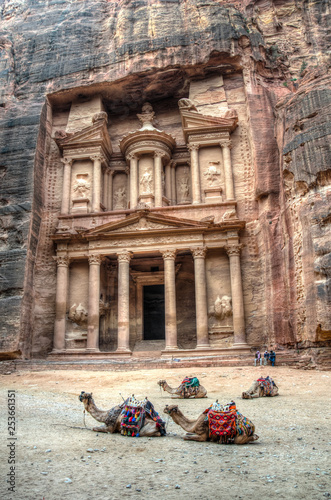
254, 349, 276, 367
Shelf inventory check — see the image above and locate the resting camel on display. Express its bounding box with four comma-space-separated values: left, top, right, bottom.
164, 404, 259, 444
79, 392, 165, 437
158, 379, 207, 398
242, 376, 279, 399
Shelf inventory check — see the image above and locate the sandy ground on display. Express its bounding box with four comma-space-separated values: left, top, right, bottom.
0, 365, 330, 500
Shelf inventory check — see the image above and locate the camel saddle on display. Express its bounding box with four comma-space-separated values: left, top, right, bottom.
204, 401, 253, 443
180, 376, 200, 397
257, 376, 276, 396
121, 396, 166, 437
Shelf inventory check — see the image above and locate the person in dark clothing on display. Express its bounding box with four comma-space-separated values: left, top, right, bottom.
269, 350, 276, 366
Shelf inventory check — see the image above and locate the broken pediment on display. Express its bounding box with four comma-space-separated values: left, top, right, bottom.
54, 111, 112, 161
179, 105, 238, 143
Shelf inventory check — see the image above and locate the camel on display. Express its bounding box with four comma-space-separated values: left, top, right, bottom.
164, 403, 259, 444
78, 392, 165, 437
158, 377, 207, 398
242, 376, 279, 399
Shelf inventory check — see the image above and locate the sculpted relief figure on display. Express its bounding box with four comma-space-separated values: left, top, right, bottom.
209, 295, 233, 321
178, 177, 190, 203
204, 162, 221, 186
178, 98, 197, 112
73, 174, 90, 198
140, 170, 153, 194
68, 303, 88, 326
114, 187, 127, 210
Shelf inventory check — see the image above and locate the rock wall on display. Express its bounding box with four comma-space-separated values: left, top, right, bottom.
0, 0, 330, 358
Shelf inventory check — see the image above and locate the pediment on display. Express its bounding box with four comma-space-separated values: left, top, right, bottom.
180, 109, 238, 141
55, 117, 112, 159
86, 212, 212, 238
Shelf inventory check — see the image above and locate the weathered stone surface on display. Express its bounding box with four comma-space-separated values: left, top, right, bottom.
0, 0, 330, 361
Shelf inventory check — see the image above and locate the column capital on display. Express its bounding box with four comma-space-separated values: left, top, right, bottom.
61, 157, 73, 166
154, 150, 166, 159
126, 152, 137, 162
170, 160, 177, 168
88, 254, 103, 265
124, 166, 130, 176
188, 143, 200, 152
191, 247, 207, 259
220, 140, 232, 150
117, 250, 132, 263
225, 244, 242, 256
90, 154, 103, 162
53, 255, 69, 267
162, 249, 177, 260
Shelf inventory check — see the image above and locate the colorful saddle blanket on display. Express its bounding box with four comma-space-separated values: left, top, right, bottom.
121, 396, 166, 437
180, 376, 200, 397
257, 376, 276, 396
204, 401, 254, 443
182, 376, 200, 388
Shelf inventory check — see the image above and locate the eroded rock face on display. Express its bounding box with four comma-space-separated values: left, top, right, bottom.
0, 0, 330, 360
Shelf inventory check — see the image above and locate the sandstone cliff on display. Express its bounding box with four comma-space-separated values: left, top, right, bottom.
0, 0, 329, 362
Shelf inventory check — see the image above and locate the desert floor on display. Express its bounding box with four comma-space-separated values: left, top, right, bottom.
0, 364, 330, 500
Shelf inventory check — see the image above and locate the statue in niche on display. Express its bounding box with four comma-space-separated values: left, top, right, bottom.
68, 303, 88, 327
209, 295, 233, 322
178, 177, 190, 203
140, 170, 153, 194
137, 102, 157, 130
204, 162, 221, 186
73, 174, 90, 198
113, 187, 127, 210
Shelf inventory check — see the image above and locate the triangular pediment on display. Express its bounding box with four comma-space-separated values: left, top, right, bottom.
180, 109, 238, 141
55, 118, 112, 159
86, 211, 213, 238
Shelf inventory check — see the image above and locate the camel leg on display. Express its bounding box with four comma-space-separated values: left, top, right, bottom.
234, 434, 259, 444
92, 425, 111, 433
184, 432, 207, 442
139, 422, 161, 437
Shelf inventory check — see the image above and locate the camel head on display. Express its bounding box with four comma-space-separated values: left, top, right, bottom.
158, 380, 166, 387
164, 404, 179, 415
79, 391, 93, 403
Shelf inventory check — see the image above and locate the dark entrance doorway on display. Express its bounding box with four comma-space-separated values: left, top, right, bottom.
143, 284, 165, 340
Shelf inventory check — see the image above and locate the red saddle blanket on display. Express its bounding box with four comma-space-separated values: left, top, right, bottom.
207, 410, 237, 439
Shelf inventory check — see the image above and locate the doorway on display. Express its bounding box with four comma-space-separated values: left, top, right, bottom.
143, 284, 165, 340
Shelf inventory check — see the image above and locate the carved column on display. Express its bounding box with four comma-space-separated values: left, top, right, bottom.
170, 160, 177, 205
191, 247, 210, 348
87, 254, 102, 351
162, 250, 178, 350
91, 155, 102, 212
220, 140, 235, 200
125, 166, 130, 209
188, 144, 201, 204
127, 153, 138, 209
103, 168, 109, 210
225, 245, 247, 345
53, 255, 69, 352
108, 171, 114, 211
116, 250, 132, 352
154, 150, 164, 207
165, 161, 172, 202
61, 157, 72, 214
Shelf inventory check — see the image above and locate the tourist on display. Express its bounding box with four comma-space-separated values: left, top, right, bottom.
254, 350, 262, 366
263, 350, 270, 365
269, 350, 276, 366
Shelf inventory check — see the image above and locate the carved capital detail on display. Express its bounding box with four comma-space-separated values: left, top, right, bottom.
61, 157, 73, 166
191, 247, 207, 259
90, 154, 103, 163
162, 249, 177, 260
225, 245, 242, 256
220, 140, 232, 150
88, 254, 103, 265
154, 150, 166, 159
170, 160, 177, 168
117, 250, 132, 263
53, 255, 69, 267
188, 144, 200, 152
126, 153, 137, 162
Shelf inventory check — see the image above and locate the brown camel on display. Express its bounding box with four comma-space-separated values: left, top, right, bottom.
164, 404, 259, 444
242, 376, 279, 399
158, 379, 207, 398
79, 392, 165, 437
